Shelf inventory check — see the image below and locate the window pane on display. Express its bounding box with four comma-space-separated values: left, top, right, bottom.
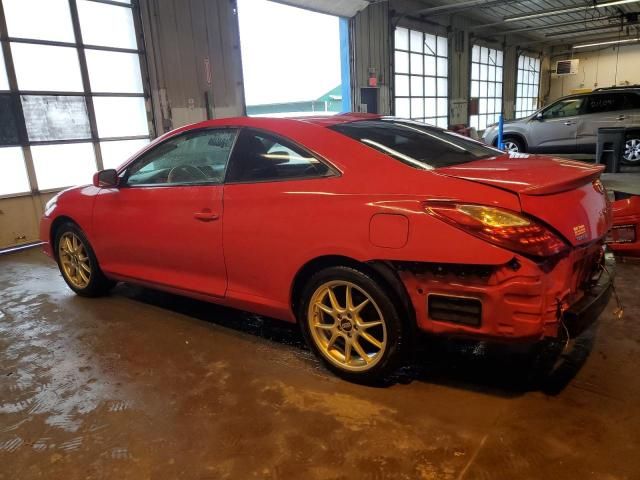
395, 51, 409, 74
410, 30, 423, 53
0, 47, 9, 90
411, 97, 424, 118
11, 43, 83, 92
0, 146, 30, 195
100, 138, 149, 170
32, 142, 96, 190
3, 0, 74, 42
127, 130, 235, 185
425, 34, 436, 55
395, 74, 409, 97
437, 57, 447, 77
93, 97, 148, 138
437, 77, 447, 97
77, 1, 137, 49
410, 76, 423, 97
437, 36, 447, 57
425, 97, 436, 116
395, 98, 410, 117
424, 77, 436, 96
410, 53, 423, 76
395, 27, 409, 51
86, 50, 143, 94
21, 95, 91, 142
330, 120, 498, 169
0, 94, 20, 146
225, 129, 329, 183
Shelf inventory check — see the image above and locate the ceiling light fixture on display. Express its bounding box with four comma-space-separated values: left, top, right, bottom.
573, 37, 640, 48
504, 0, 640, 22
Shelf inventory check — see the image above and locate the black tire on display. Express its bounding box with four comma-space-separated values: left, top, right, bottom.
298, 265, 407, 384
501, 136, 525, 153
54, 221, 116, 297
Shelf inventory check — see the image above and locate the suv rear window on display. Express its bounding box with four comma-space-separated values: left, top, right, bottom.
329, 119, 501, 169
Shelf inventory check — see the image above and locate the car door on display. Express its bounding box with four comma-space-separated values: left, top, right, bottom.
526, 96, 585, 153
576, 93, 629, 153
92, 128, 238, 297
221, 128, 337, 310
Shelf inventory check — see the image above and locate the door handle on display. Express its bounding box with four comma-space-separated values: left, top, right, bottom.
563, 121, 575, 126
617, 115, 626, 121
193, 209, 219, 222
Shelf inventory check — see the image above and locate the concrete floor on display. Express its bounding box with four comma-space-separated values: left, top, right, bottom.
1, 249, 639, 480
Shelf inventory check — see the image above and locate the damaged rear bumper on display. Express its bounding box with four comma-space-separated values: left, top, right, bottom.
562, 251, 615, 337
397, 244, 615, 343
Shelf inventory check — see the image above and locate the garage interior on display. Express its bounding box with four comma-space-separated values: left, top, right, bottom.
1, 0, 640, 479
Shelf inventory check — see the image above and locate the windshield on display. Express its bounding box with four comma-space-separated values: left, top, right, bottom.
329, 119, 502, 169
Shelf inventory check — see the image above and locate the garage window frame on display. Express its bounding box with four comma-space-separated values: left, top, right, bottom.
0, 0, 153, 198
515, 53, 541, 119
392, 26, 449, 129
469, 43, 504, 132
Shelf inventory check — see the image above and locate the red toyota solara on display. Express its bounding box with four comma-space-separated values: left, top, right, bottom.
41, 113, 614, 382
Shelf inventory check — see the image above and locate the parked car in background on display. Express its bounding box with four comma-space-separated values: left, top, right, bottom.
482, 86, 640, 163
41, 114, 613, 382
603, 174, 640, 257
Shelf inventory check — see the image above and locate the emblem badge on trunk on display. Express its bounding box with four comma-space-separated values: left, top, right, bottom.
573, 224, 587, 241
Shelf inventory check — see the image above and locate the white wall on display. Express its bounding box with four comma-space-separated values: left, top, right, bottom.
549, 43, 640, 101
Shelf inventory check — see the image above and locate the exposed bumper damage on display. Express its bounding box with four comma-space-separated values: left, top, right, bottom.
395, 243, 614, 342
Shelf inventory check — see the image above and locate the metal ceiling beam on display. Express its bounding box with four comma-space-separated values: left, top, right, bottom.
495, 15, 621, 35
413, 0, 523, 16
471, 0, 639, 31
544, 22, 625, 37
517, 26, 640, 46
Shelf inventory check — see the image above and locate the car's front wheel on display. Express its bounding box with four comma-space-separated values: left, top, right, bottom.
299, 266, 406, 383
623, 136, 640, 164
55, 222, 115, 297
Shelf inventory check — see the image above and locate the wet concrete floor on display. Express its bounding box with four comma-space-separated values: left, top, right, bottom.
1, 248, 639, 479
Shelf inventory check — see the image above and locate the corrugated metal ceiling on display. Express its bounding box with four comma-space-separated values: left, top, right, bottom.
404, 0, 640, 45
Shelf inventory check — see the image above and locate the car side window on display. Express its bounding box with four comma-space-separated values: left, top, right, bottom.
125, 129, 237, 186
622, 93, 640, 110
225, 129, 332, 183
542, 97, 584, 119
584, 94, 620, 114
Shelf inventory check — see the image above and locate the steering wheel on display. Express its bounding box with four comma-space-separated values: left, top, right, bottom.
167, 165, 207, 184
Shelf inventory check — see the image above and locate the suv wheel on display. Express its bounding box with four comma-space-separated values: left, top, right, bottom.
624, 137, 640, 163
502, 137, 524, 153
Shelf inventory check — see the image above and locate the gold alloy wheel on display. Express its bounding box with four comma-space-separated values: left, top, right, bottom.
308, 280, 387, 372
58, 232, 91, 289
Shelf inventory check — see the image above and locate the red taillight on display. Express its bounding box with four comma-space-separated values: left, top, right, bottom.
426, 203, 569, 258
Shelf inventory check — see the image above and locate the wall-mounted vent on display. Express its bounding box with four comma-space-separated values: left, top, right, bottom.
556, 59, 579, 76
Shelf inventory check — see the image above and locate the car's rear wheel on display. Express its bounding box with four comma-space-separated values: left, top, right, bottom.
55, 222, 115, 297
299, 266, 406, 383
623, 136, 640, 164
502, 136, 524, 153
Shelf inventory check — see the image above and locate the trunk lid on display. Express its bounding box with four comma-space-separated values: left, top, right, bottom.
437, 155, 611, 246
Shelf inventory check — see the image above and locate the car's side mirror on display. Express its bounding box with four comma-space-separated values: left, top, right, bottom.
93, 169, 119, 188
535, 112, 544, 121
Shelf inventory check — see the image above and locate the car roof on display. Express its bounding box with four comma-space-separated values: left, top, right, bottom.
173, 113, 382, 133
563, 88, 640, 99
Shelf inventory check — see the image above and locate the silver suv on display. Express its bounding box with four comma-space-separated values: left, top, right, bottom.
482, 87, 640, 163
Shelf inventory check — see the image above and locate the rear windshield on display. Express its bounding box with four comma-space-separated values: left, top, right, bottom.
330, 119, 501, 169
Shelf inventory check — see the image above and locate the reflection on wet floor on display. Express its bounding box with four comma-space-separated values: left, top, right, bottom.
1, 249, 640, 479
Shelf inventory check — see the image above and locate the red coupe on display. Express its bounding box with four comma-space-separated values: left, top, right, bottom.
41, 114, 614, 382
